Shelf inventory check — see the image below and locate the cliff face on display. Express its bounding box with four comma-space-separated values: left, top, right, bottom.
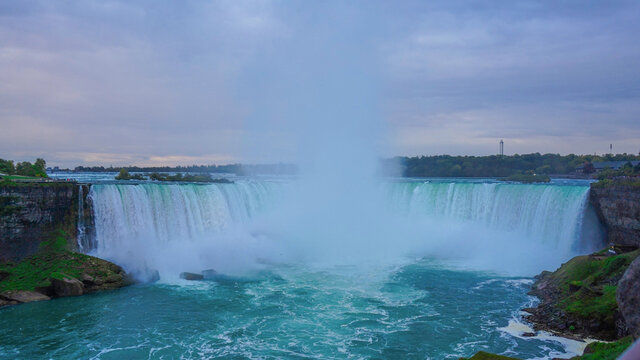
0, 183, 92, 262
590, 184, 640, 248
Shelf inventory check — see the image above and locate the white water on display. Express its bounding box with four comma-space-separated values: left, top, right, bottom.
87, 180, 603, 280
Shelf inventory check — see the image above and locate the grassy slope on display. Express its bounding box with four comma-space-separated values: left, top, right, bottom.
0, 230, 122, 293
465, 337, 633, 360
570, 337, 634, 360
550, 249, 639, 327
459, 351, 520, 359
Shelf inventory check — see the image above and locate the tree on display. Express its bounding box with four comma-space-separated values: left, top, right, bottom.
115, 169, 131, 180
582, 161, 595, 174
16, 161, 35, 176
33, 158, 47, 177
0, 159, 15, 175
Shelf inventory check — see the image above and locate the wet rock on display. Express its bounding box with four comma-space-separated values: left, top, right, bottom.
0, 298, 18, 307
81, 273, 95, 285
104, 273, 124, 284
51, 277, 84, 297
180, 272, 204, 280
617, 256, 640, 338
0, 290, 50, 303
202, 269, 218, 279
522, 332, 536, 337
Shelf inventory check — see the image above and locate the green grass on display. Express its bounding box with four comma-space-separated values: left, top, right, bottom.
564, 285, 617, 318
572, 337, 634, 360
592, 178, 640, 188
461, 351, 520, 360
0, 178, 74, 187
538, 249, 640, 338
0, 230, 120, 293
0, 175, 44, 181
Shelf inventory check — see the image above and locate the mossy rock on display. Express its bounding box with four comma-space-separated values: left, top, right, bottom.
0, 231, 130, 300
568, 337, 634, 360
528, 249, 640, 340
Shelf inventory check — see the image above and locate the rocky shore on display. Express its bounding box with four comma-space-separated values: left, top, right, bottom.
524, 248, 639, 340
463, 180, 640, 359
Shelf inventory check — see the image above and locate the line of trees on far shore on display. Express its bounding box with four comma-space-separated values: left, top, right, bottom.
0, 158, 48, 178
394, 153, 640, 178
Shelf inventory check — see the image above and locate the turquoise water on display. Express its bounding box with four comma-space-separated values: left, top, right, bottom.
1, 176, 601, 359
0, 260, 576, 359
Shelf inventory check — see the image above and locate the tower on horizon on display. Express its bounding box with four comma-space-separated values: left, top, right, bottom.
500, 139, 504, 156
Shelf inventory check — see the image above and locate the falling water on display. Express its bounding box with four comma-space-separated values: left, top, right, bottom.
86, 179, 602, 278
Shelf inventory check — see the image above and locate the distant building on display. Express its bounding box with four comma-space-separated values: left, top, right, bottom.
576, 160, 640, 173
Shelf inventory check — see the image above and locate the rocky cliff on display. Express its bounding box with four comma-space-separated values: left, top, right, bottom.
590, 183, 640, 248
617, 256, 640, 339
0, 183, 92, 262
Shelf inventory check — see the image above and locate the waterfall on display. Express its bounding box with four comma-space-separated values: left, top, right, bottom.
86, 180, 603, 278
385, 181, 598, 254
77, 185, 86, 251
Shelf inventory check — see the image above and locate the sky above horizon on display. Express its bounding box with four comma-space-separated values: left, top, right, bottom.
1, 0, 639, 167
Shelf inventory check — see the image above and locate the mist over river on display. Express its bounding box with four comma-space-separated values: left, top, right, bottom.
0, 175, 604, 359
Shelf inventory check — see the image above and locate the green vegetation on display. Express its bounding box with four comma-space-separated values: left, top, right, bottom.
548, 250, 639, 330
501, 173, 551, 183
75, 163, 297, 176
463, 337, 634, 360
114, 169, 146, 181
460, 351, 520, 360
0, 178, 74, 187
0, 158, 47, 178
398, 153, 640, 178
592, 161, 640, 188
148, 172, 233, 183
569, 337, 634, 360
596, 162, 640, 180
0, 230, 77, 292
0, 230, 120, 293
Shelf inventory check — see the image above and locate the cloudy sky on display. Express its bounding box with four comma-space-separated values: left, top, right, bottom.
1, 1, 639, 167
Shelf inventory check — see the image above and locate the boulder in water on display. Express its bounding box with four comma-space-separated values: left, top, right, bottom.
180, 272, 204, 281
202, 269, 218, 279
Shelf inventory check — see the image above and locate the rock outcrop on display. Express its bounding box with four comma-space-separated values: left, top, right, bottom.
590, 183, 640, 248
0, 251, 132, 308
525, 249, 639, 340
0, 183, 93, 261
0, 290, 50, 304
617, 256, 640, 339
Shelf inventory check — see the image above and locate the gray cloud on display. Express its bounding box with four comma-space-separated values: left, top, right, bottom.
1, 1, 639, 167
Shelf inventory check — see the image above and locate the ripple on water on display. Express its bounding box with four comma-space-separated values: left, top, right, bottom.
0, 260, 580, 359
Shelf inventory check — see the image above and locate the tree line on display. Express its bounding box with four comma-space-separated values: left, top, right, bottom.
0, 158, 48, 178
73, 163, 297, 175
396, 153, 640, 178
